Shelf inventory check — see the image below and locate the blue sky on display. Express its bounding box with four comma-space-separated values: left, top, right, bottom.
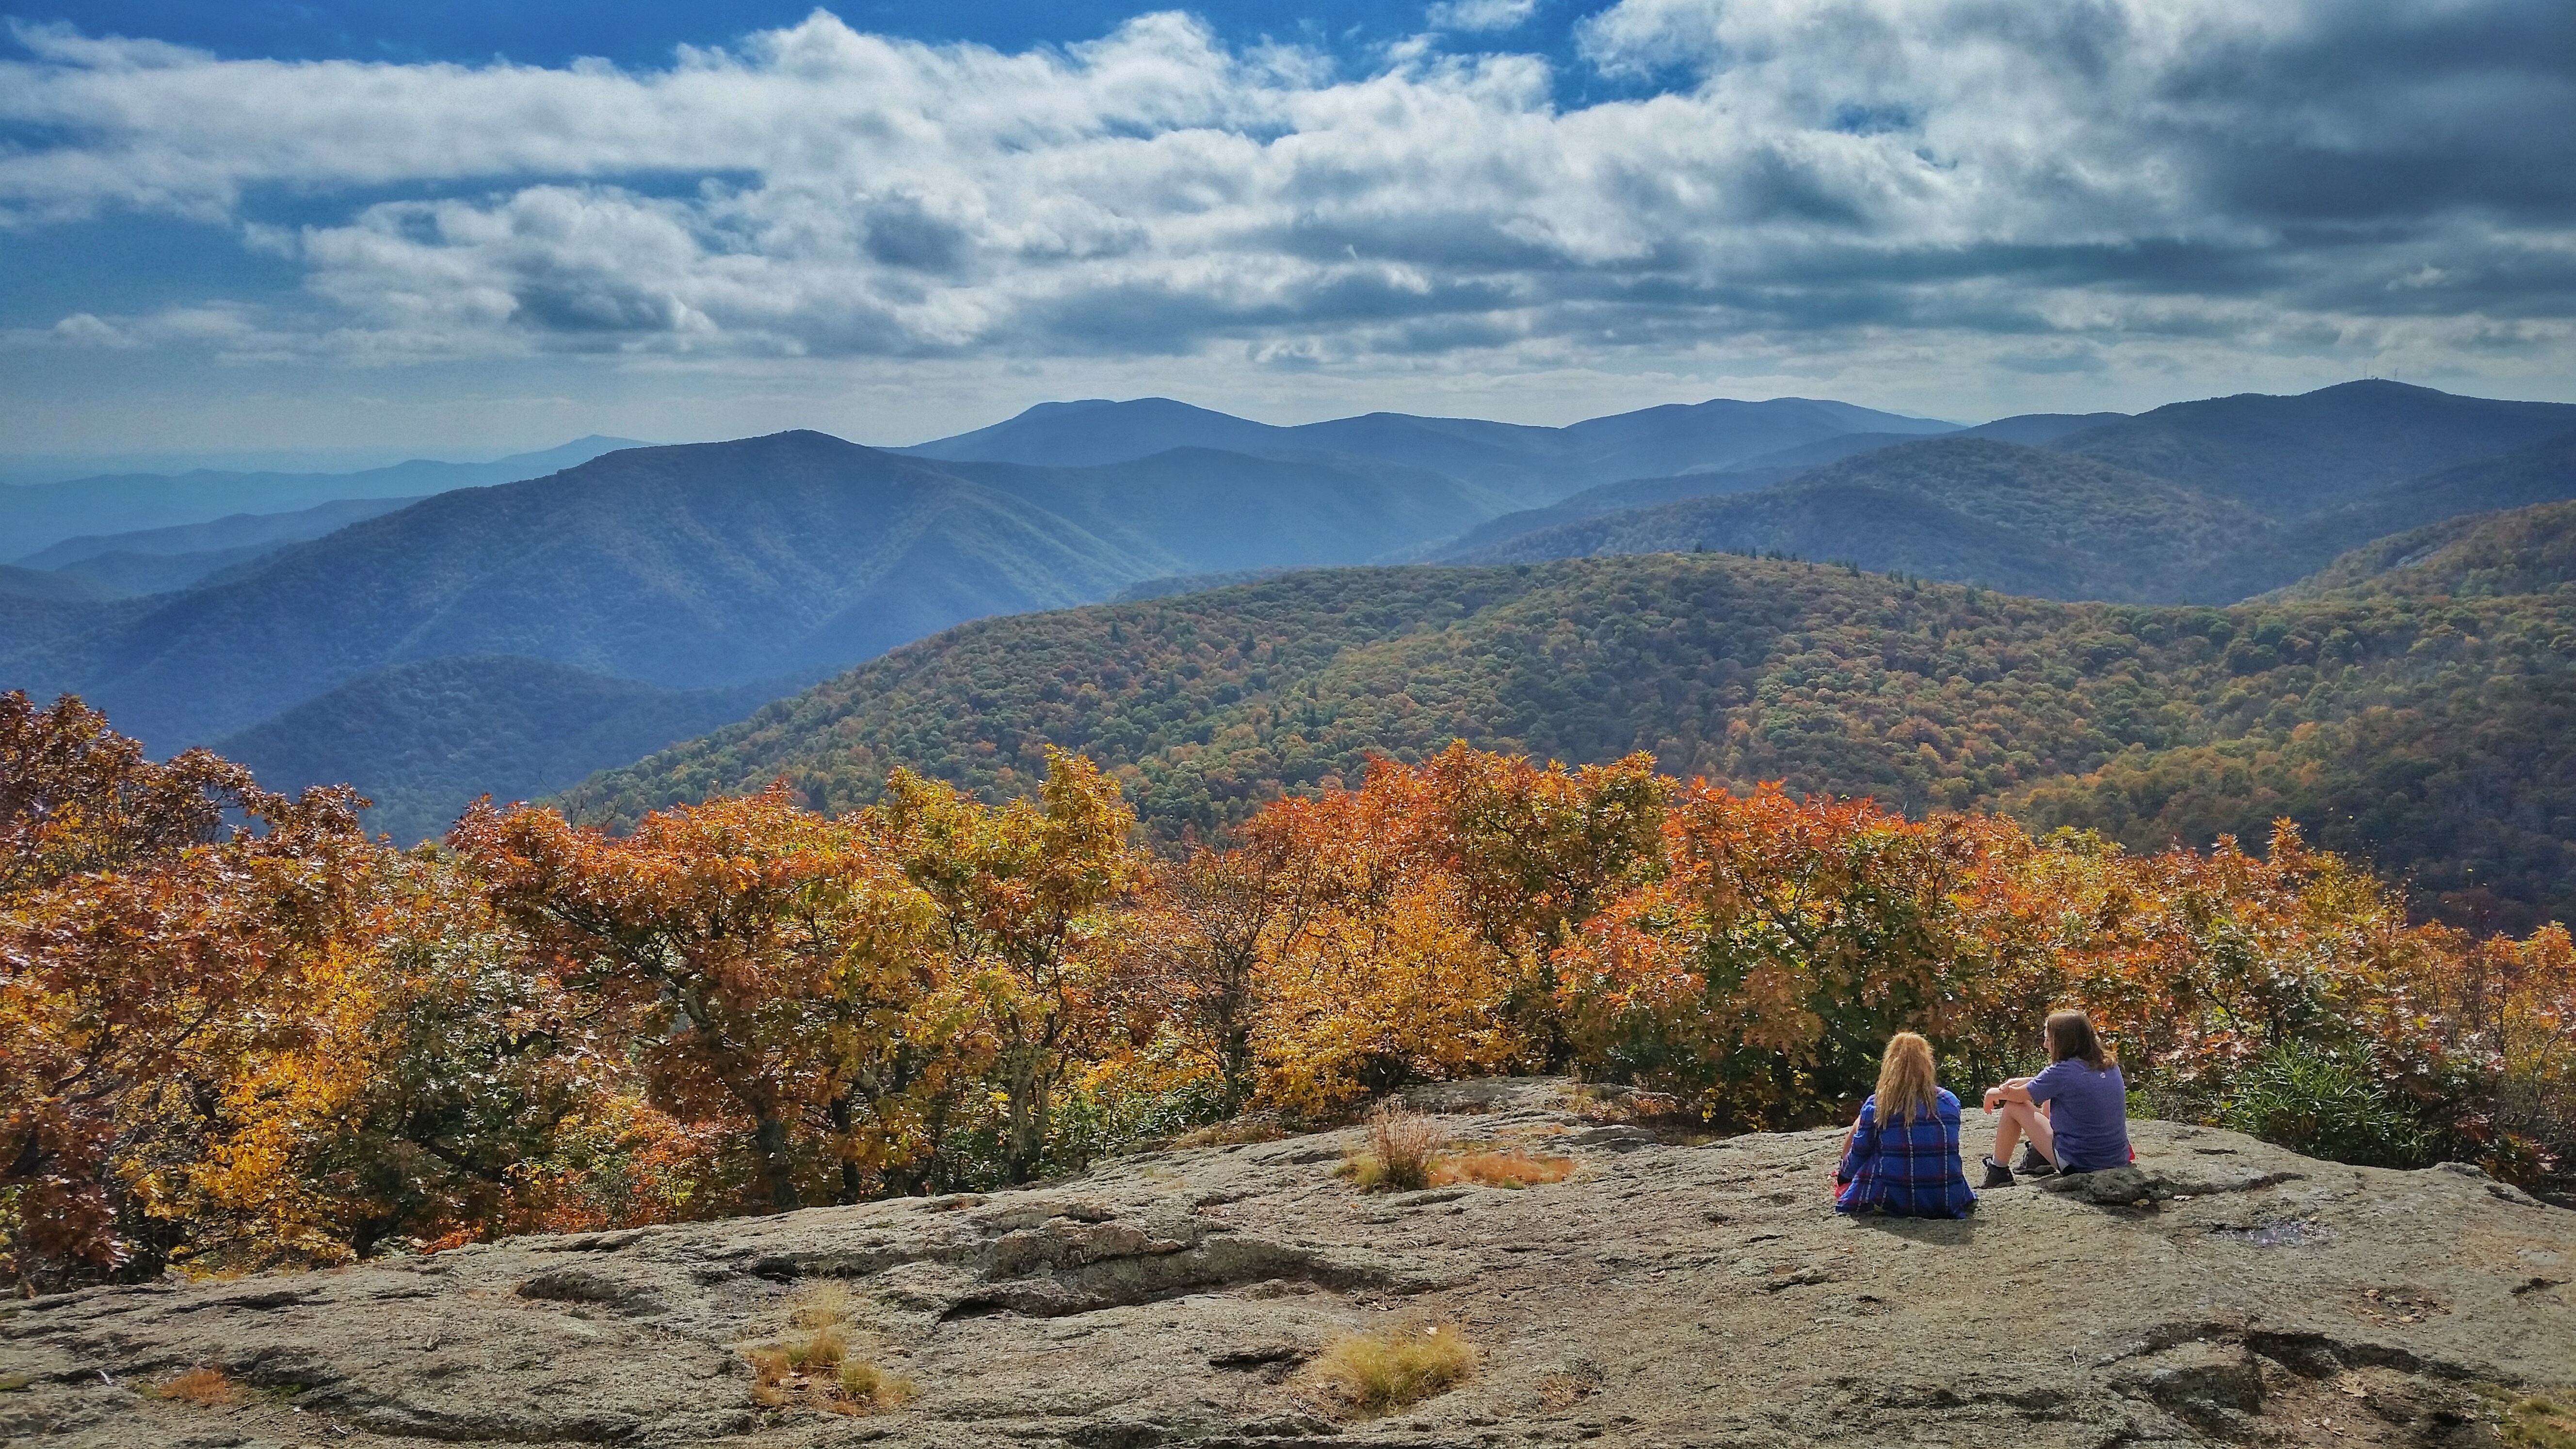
5, 0, 2574, 467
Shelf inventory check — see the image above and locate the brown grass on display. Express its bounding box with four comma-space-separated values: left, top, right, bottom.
787, 1281, 853, 1330
1341, 1103, 1448, 1192
155, 1368, 245, 1407
1432, 1148, 1576, 1189
1304, 1320, 1476, 1417
832, 1360, 921, 1415
788, 1325, 848, 1371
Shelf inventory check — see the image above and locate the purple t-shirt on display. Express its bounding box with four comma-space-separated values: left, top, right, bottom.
2026, 1059, 2130, 1172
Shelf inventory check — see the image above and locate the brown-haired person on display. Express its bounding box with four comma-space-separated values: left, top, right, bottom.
1832, 1031, 1977, 1217
1978, 1010, 2132, 1189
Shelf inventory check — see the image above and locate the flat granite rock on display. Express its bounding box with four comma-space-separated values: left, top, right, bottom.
4, 1078, 2571, 1448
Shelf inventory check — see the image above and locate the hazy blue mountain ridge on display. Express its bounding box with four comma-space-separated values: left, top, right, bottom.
0, 436, 641, 556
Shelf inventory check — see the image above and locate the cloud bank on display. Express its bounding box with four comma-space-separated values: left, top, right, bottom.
5, 1, 2575, 411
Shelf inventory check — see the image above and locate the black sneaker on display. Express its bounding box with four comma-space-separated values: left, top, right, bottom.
1979, 1155, 2016, 1190
2013, 1145, 2058, 1177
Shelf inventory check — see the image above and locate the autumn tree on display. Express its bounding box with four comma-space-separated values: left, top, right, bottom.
1240, 763, 1529, 1112
0, 692, 382, 1289
1554, 781, 2026, 1124
454, 787, 950, 1211
873, 749, 1149, 1184
1125, 845, 1309, 1112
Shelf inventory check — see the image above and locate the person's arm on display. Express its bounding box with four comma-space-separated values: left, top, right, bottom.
1835, 1104, 1875, 1185
1982, 1076, 2034, 1111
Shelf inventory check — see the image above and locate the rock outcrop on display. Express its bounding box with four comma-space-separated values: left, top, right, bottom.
5, 1079, 2572, 1448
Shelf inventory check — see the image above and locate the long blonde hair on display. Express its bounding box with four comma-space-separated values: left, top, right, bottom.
1874, 1031, 1940, 1125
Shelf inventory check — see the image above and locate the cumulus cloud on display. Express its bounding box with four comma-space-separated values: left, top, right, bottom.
2, 2, 2573, 389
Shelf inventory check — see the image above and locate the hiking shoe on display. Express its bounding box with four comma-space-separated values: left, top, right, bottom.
2013, 1144, 2058, 1177
1979, 1155, 2016, 1190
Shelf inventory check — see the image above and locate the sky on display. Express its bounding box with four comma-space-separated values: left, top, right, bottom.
4, 0, 2575, 467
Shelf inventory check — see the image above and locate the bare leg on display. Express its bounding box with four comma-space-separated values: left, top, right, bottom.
1992, 1101, 2055, 1165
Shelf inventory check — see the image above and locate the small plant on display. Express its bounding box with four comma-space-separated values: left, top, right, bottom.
155, 1368, 245, 1407
1433, 1148, 1575, 1189
2217, 1045, 2429, 1168
1305, 1320, 1476, 1417
833, 1360, 920, 1414
1341, 1103, 1447, 1191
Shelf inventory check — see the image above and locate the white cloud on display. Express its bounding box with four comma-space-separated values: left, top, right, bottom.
1427, 0, 1540, 33
1, 2, 2573, 402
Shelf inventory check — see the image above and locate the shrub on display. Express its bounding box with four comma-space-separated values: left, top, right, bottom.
154, 1368, 244, 1407
1305, 1320, 1476, 1417
1341, 1104, 1446, 1192
2217, 1045, 2429, 1168
1432, 1149, 1575, 1189
835, 1360, 920, 1414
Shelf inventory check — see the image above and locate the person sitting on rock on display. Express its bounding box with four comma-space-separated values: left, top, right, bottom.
1833, 1030, 1977, 1218
1979, 1009, 2131, 1189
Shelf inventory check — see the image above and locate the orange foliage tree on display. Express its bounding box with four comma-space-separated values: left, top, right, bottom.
453, 786, 951, 1211
0, 693, 383, 1289
873, 749, 1150, 1184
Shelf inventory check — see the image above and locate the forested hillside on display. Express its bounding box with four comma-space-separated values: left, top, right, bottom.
1443, 387, 2576, 601
569, 547, 2576, 931
219, 656, 786, 846
1446, 439, 2280, 601
2283, 499, 2576, 600
2056, 380, 2576, 514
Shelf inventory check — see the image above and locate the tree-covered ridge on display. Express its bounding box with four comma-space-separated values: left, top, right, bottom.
1447, 438, 2275, 601
564, 551, 2576, 929
2281, 498, 2576, 601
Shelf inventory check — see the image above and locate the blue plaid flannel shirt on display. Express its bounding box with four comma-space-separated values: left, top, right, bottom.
1834, 1087, 1977, 1218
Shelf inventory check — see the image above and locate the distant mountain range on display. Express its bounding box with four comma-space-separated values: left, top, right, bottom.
901, 394, 1955, 498
1445, 383, 2576, 601
9, 380, 2576, 851
568, 499, 2576, 932
0, 436, 640, 557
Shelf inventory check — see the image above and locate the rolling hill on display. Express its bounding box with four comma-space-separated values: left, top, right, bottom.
4, 428, 1693, 755
2055, 380, 2576, 515
218, 656, 785, 845
566, 529, 2576, 931
902, 395, 1955, 498
2278, 498, 2576, 600
0, 437, 640, 557
1442, 438, 2280, 601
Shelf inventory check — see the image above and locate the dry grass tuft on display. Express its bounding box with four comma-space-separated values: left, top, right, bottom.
1305, 1320, 1476, 1417
745, 1347, 794, 1408
156, 1368, 245, 1408
1432, 1148, 1576, 1189
788, 1280, 853, 1330
1341, 1103, 1447, 1192
789, 1325, 848, 1371
832, 1360, 921, 1415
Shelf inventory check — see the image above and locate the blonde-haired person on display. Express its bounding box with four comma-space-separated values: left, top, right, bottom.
1979, 1009, 2132, 1188
1832, 1031, 1978, 1218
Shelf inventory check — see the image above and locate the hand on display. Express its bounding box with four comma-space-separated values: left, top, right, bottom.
1982, 1088, 2003, 1111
